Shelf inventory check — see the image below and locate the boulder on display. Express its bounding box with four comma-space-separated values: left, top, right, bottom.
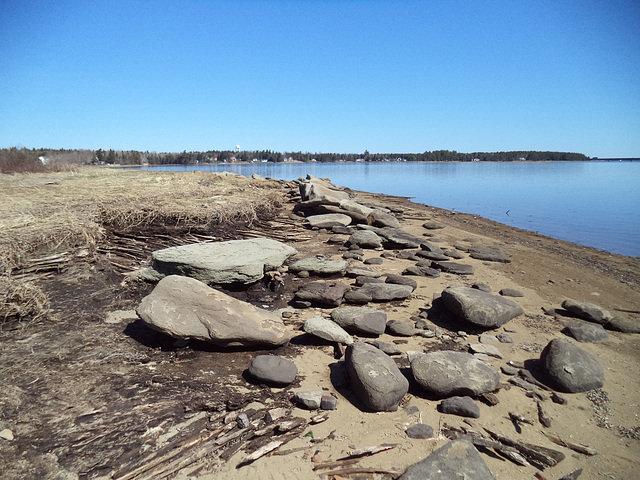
386, 320, 416, 336
303, 316, 354, 345
416, 250, 450, 261
422, 221, 445, 230
385, 274, 418, 290
431, 261, 475, 275
339, 199, 374, 218
399, 440, 497, 480
249, 355, 298, 385
345, 342, 409, 412
294, 280, 350, 306
439, 396, 480, 418
344, 283, 413, 304
469, 245, 511, 263
331, 306, 387, 336
540, 338, 604, 392
405, 424, 434, 439
299, 179, 350, 206
564, 322, 609, 343
288, 257, 348, 275
562, 299, 613, 325
375, 227, 423, 249
142, 238, 297, 285
366, 340, 402, 355
368, 210, 400, 228
136, 275, 289, 347
306, 213, 352, 229
606, 316, 640, 333
441, 286, 524, 328
348, 230, 383, 249
411, 351, 500, 397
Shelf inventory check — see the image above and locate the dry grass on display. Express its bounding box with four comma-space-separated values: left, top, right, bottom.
0, 167, 285, 322
0, 277, 51, 327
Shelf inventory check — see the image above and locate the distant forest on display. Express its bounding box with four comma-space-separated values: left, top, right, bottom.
0, 147, 591, 173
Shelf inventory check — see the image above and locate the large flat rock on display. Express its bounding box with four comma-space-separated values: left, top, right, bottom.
142, 238, 297, 285
441, 286, 523, 328
136, 275, 289, 347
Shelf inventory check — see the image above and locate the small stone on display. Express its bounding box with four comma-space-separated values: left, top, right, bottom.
606, 316, 640, 333
496, 333, 513, 343
472, 284, 492, 293
293, 391, 323, 409
478, 334, 499, 345
237, 413, 251, 428
501, 366, 518, 375
406, 424, 434, 439
551, 392, 568, 405
439, 396, 480, 418
416, 330, 436, 338
265, 408, 286, 423
500, 288, 524, 297
469, 343, 502, 358
321, 395, 337, 410
364, 257, 383, 265
366, 340, 402, 355
0, 429, 14, 441
249, 355, 298, 386
387, 320, 416, 336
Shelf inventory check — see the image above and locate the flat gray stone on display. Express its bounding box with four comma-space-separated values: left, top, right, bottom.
345, 342, 409, 412
416, 250, 450, 261
303, 316, 353, 345
422, 221, 445, 230
431, 261, 475, 275
136, 275, 289, 347
346, 267, 380, 278
339, 199, 374, 218
293, 391, 323, 409
564, 322, 609, 342
368, 210, 400, 228
399, 440, 496, 480
387, 320, 416, 336
344, 283, 413, 303
294, 280, 350, 307
331, 306, 387, 336
469, 245, 511, 263
348, 230, 383, 249
469, 343, 502, 358
288, 257, 348, 275
299, 178, 350, 206
441, 286, 524, 328
364, 257, 383, 265
375, 227, 423, 248
562, 299, 613, 325
143, 238, 297, 285
439, 396, 480, 418
405, 424, 434, 439
411, 351, 500, 397
307, 213, 352, 229
606, 316, 640, 333
249, 355, 298, 385
541, 338, 604, 392
500, 288, 524, 297
404, 265, 441, 277
385, 274, 417, 290
366, 340, 402, 355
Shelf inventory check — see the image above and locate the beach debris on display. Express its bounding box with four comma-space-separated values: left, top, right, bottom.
542, 432, 597, 456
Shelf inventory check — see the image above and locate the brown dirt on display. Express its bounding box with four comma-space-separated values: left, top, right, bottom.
1, 178, 639, 480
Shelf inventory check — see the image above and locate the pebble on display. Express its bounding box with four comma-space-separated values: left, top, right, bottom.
496, 333, 513, 343
364, 257, 383, 265
293, 391, 323, 409
321, 395, 338, 410
406, 423, 434, 439
0, 429, 14, 441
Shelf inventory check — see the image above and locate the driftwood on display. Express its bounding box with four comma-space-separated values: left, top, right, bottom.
542, 432, 597, 456
312, 458, 361, 471
509, 412, 534, 426
337, 443, 398, 460
320, 467, 404, 477
236, 439, 284, 467
443, 426, 530, 466
484, 428, 565, 468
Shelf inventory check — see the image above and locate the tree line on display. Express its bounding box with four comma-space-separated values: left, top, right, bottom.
1, 147, 590, 173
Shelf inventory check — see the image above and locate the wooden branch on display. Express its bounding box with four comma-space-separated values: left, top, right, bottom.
337, 443, 398, 461
320, 467, 404, 477
484, 428, 564, 468
236, 440, 284, 467
542, 432, 597, 456
312, 459, 360, 471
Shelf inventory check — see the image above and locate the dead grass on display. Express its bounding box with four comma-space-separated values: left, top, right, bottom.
0, 167, 285, 321
0, 277, 51, 327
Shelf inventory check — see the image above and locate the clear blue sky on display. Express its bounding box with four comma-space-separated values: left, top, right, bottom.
1, 0, 639, 157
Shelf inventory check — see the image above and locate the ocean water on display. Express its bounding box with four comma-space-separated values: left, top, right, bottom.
139, 161, 640, 257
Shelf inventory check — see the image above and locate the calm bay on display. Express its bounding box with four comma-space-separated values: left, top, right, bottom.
140, 161, 640, 257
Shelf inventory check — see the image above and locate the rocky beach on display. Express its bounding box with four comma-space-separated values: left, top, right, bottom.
1, 170, 639, 480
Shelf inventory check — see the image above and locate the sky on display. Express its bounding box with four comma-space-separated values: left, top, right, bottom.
1, 0, 639, 157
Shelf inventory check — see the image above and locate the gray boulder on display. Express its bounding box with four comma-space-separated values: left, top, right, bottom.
331, 306, 387, 336
422, 221, 445, 230
541, 338, 604, 392
299, 178, 350, 206
431, 261, 475, 275
348, 230, 383, 249
564, 322, 609, 343
249, 355, 298, 385
294, 280, 351, 306
288, 257, 348, 275
137, 275, 289, 347
304, 316, 354, 345
404, 264, 441, 278
345, 342, 409, 412
405, 424, 434, 439
385, 274, 418, 290
469, 245, 511, 263
375, 227, 423, 249
399, 440, 497, 480
142, 238, 297, 285
562, 299, 613, 325
344, 283, 413, 304
411, 351, 500, 397
339, 199, 374, 218
306, 213, 352, 229
366, 340, 402, 355
386, 320, 416, 336
368, 210, 400, 228
606, 316, 640, 333
441, 286, 524, 328
439, 396, 480, 418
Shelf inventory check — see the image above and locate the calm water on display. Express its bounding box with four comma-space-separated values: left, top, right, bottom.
139, 161, 640, 257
